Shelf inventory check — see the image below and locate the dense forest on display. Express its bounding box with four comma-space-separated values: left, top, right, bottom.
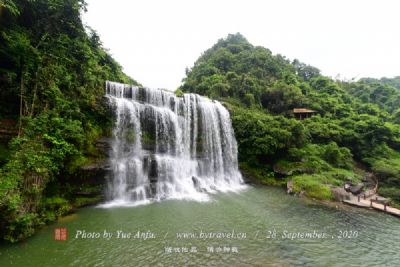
0, 0, 138, 242
181, 34, 400, 204
1, 1, 399, 243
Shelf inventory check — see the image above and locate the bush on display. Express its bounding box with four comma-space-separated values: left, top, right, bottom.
243, 93, 255, 107
175, 89, 184, 97
378, 187, 400, 203
322, 142, 353, 169
230, 106, 309, 164
42, 197, 72, 217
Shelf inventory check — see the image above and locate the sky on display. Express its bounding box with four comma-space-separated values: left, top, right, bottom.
83, 0, 400, 89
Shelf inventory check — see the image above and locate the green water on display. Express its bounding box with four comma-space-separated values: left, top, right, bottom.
1, 186, 399, 267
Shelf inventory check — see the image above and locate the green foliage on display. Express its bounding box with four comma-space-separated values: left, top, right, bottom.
1, 0, 20, 16
0, 0, 139, 242
182, 33, 293, 104
378, 187, 400, 204
239, 162, 285, 186
292, 59, 320, 81
41, 197, 72, 221
322, 142, 353, 169
182, 33, 400, 203
365, 146, 400, 189
291, 174, 334, 200
174, 88, 184, 97
229, 106, 309, 163
243, 93, 255, 107
73, 195, 103, 207
346, 77, 400, 114
283, 143, 353, 173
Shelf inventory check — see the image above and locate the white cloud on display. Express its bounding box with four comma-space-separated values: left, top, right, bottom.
83, 0, 400, 89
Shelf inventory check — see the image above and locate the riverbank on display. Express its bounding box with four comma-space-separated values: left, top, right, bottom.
239, 162, 400, 219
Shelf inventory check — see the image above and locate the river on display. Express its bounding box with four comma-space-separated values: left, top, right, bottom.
1, 186, 399, 266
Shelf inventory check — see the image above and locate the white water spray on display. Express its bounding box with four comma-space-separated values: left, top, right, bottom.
102, 81, 245, 207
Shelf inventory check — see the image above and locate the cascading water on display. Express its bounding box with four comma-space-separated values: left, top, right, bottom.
103, 81, 245, 207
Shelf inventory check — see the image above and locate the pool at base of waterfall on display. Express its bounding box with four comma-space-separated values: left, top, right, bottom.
1, 186, 400, 267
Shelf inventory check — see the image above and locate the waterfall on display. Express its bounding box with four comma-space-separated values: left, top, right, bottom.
103, 81, 245, 207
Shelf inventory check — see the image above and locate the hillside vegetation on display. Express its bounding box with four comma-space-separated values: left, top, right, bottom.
0, 0, 138, 242
182, 33, 400, 204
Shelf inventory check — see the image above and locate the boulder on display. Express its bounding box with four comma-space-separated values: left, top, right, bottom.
349, 183, 364, 195
331, 187, 352, 201
287, 180, 294, 194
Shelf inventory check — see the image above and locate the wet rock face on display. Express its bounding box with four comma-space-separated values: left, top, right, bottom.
94, 137, 112, 158
74, 137, 112, 192
331, 187, 352, 201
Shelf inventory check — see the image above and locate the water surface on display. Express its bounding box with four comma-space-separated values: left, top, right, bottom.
1, 186, 399, 267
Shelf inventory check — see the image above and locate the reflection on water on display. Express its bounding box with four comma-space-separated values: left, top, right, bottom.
57, 214, 79, 223
1, 186, 399, 267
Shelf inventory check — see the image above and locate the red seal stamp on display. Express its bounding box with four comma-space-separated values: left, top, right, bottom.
54, 228, 68, 241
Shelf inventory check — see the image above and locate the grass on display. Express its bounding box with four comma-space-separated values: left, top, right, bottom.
291, 174, 334, 200
239, 146, 363, 201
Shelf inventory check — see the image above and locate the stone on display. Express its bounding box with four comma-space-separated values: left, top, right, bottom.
349, 183, 364, 195
331, 187, 352, 201
287, 180, 294, 194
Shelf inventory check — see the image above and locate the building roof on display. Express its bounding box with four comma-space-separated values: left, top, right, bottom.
293, 108, 317, 113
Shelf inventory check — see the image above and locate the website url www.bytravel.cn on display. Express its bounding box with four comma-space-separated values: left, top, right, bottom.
176, 230, 247, 239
